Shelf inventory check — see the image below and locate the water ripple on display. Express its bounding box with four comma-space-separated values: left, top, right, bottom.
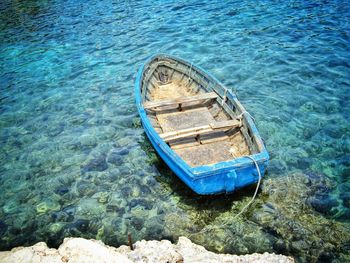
0, 0, 350, 261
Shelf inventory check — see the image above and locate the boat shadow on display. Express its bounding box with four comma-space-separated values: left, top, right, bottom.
140, 133, 261, 217
151, 150, 261, 214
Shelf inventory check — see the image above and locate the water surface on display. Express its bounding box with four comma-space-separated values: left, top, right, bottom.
0, 0, 350, 262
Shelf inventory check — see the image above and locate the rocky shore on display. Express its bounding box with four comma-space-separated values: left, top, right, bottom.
0, 236, 293, 263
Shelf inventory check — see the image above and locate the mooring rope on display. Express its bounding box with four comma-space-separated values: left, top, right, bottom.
189, 156, 262, 236
237, 110, 255, 122
221, 88, 228, 106
233, 155, 262, 219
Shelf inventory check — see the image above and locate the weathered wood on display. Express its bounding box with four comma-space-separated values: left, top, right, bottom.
144, 92, 218, 109
157, 107, 215, 133
200, 131, 229, 145
229, 130, 251, 156
170, 137, 200, 149
160, 119, 241, 142
174, 140, 233, 167
210, 120, 241, 129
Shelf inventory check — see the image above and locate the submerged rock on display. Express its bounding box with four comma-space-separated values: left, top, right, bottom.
120, 186, 132, 198
143, 216, 164, 240
76, 181, 95, 197
49, 222, 65, 235
79, 134, 97, 147
81, 154, 108, 173
55, 187, 69, 196
2, 200, 19, 214
48, 123, 65, 137
130, 217, 144, 231
66, 219, 90, 235
51, 210, 74, 223
307, 194, 339, 215
340, 192, 350, 208
139, 185, 151, 195
106, 204, 125, 215
117, 148, 130, 156
0, 220, 7, 236
107, 151, 124, 166
129, 198, 153, 210
259, 172, 350, 262
36, 200, 60, 215
302, 171, 342, 217
97, 192, 110, 204
0, 237, 294, 263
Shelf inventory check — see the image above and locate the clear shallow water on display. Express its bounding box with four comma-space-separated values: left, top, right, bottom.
0, 0, 349, 262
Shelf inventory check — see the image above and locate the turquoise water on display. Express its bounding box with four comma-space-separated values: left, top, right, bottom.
0, 0, 349, 262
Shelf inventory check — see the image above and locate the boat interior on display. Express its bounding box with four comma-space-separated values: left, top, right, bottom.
141, 58, 259, 167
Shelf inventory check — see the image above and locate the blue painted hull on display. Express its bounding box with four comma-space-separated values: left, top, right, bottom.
135, 54, 269, 195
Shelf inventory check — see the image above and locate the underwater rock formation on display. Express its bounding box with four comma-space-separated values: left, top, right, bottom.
177, 171, 350, 262
0, 236, 294, 263
254, 172, 350, 262
81, 154, 108, 173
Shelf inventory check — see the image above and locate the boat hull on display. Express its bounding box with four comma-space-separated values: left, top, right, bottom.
135, 54, 269, 195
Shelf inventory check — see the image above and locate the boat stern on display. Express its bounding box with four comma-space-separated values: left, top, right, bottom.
190, 153, 269, 195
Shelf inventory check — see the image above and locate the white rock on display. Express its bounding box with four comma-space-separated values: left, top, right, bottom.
58, 238, 132, 263
175, 237, 293, 263
124, 239, 183, 263
0, 236, 294, 263
0, 242, 61, 263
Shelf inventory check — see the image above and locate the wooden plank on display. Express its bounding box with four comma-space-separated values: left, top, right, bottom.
144, 92, 218, 109
170, 137, 200, 150
174, 140, 233, 167
160, 125, 211, 139
149, 82, 192, 102
157, 107, 215, 133
210, 120, 240, 129
200, 131, 229, 144
160, 120, 241, 142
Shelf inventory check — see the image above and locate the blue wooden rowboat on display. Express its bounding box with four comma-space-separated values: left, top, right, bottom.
135, 54, 269, 195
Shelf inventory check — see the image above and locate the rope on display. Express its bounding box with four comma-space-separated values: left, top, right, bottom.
233, 155, 262, 219
237, 110, 255, 122
221, 88, 228, 106
189, 155, 262, 236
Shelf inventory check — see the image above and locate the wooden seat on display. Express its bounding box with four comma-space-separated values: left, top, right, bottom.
143, 92, 218, 109
160, 119, 241, 142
